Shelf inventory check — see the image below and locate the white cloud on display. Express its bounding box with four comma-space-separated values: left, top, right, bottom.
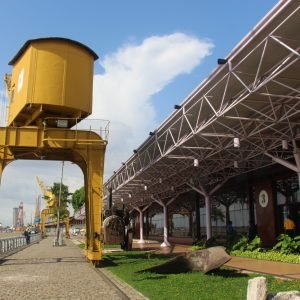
91, 33, 214, 178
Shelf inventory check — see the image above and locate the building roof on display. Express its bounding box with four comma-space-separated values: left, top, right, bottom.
104, 0, 300, 208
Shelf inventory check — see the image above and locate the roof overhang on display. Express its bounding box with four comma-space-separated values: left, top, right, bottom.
104, 0, 300, 209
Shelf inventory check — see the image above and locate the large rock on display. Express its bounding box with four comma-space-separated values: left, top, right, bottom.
273, 291, 300, 300
247, 277, 267, 300
141, 246, 231, 274
185, 246, 231, 273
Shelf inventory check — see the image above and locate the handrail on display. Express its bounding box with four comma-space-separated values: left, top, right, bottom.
0, 234, 41, 257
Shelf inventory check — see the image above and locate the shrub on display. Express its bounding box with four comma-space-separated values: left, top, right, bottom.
191, 237, 222, 251
272, 234, 300, 255
231, 235, 261, 252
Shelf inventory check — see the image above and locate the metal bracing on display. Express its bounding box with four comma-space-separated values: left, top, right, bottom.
104, 1, 300, 211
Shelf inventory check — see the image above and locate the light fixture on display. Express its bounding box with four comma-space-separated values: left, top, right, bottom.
193, 158, 199, 167
233, 137, 240, 148
159, 178, 162, 184
57, 119, 68, 128
174, 105, 181, 109
217, 58, 228, 65
144, 185, 148, 191
121, 198, 124, 202
234, 161, 238, 168
128, 193, 132, 198
282, 140, 288, 150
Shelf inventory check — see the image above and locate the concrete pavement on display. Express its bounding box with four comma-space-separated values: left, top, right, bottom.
0, 237, 146, 300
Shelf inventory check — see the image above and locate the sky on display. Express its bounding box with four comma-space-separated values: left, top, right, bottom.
0, 0, 278, 226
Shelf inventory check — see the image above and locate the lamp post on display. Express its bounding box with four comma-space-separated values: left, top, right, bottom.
55, 161, 64, 246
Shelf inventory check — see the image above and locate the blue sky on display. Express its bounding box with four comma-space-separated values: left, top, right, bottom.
0, 0, 278, 226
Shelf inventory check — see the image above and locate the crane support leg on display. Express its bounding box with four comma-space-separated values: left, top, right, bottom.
0, 126, 106, 264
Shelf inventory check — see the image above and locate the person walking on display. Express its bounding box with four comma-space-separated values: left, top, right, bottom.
24, 228, 30, 244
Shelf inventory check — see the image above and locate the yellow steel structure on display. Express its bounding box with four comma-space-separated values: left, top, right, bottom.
0, 38, 106, 264
36, 176, 70, 239
36, 176, 56, 208
5, 38, 97, 128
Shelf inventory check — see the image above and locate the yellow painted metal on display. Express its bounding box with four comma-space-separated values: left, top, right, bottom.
36, 176, 56, 208
41, 208, 51, 239
6, 38, 97, 127
2, 38, 106, 264
0, 126, 106, 261
36, 176, 70, 238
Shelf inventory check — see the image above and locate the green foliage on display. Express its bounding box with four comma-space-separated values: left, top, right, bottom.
231, 249, 300, 264
191, 239, 206, 251
272, 234, 300, 255
231, 235, 261, 252
247, 235, 262, 251
231, 235, 248, 251
49, 182, 70, 221
231, 234, 300, 264
191, 237, 223, 251
211, 207, 225, 223
50, 182, 70, 202
50, 206, 69, 221
72, 186, 85, 212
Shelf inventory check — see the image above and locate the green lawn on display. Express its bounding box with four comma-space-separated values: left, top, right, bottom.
79, 243, 121, 249
100, 251, 300, 300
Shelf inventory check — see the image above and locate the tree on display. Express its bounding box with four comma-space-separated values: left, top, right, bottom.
72, 186, 85, 212
50, 182, 70, 204
214, 191, 240, 225
49, 182, 70, 221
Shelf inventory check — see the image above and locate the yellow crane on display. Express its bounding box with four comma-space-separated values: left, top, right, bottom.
36, 176, 70, 239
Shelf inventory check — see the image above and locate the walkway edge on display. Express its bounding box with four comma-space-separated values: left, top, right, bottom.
97, 268, 149, 300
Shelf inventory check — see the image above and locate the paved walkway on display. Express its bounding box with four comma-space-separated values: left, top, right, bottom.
0, 238, 146, 300
225, 256, 300, 280
132, 240, 300, 280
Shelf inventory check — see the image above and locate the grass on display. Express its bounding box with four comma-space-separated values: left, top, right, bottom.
100, 251, 300, 300
78, 243, 121, 250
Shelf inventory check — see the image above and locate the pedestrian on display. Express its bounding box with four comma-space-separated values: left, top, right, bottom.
24, 228, 30, 244
226, 220, 233, 238
284, 214, 296, 238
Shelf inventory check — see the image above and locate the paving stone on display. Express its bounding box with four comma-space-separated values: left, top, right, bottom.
0, 238, 146, 300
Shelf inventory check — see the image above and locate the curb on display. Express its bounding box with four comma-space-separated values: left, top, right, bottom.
97, 268, 149, 300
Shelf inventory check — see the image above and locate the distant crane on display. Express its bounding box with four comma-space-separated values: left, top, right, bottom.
17, 201, 24, 230
34, 195, 41, 226
36, 176, 69, 238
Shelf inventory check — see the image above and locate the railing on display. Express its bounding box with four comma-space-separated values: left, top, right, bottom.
43, 117, 110, 141
0, 234, 41, 257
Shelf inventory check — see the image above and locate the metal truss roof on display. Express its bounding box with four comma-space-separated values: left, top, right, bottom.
103, 0, 300, 208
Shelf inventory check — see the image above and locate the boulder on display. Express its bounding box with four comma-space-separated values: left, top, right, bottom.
185, 246, 231, 273
273, 291, 300, 300
140, 246, 231, 274
247, 277, 267, 300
